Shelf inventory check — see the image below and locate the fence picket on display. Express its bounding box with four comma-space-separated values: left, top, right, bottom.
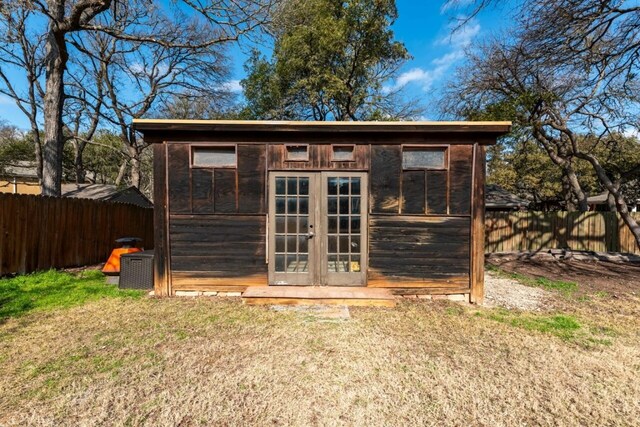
486, 211, 640, 254
0, 193, 154, 276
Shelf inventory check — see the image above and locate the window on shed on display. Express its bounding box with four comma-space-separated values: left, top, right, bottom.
285, 145, 309, 161
402, 148, 446, 169
332, 145, 355, 162
192, 146, 236, 167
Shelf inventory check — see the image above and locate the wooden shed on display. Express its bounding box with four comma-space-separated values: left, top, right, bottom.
134, 120, 511, 305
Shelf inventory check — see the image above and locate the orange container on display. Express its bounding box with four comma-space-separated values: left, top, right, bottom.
102, 237, 143, 276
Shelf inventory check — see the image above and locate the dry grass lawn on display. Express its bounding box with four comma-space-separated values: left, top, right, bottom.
1, 271, 640, 426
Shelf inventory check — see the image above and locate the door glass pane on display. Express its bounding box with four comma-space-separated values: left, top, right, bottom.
297, 255, 308, 272
275, 236, 285, 252
287, 177, 297, 194
328, 197, 337, 214
351, 217, 360, 233
287, 197, 297, 214
275, 178, 286, 195
328, 255, 338, 272
275, 254, 285, 272
287, 235, 296, 253
351, 178, 360, 195
328, 216, 337, 233
276, 216, 285, 233
328, 178, 338, 195
351, 197, 360, 214
286, 216, 297, 233
298, 236, 308, 253
339, 216, 349, 233
350, 255, 361, 272
339, 198, 349, 215
339, 235, 349, 254
299, 216, 308, 232
276, 197, 285, 214
339, 177, 350, 195
299, 178, 309, 195
286, 255, 297, 272
299, 197, 309, 214
328, 235, 337, 253
351, 235, 360, 252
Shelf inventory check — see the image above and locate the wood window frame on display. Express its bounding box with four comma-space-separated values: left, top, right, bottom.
284, 143, 310, 162
330, 144, 356, 162
190, 144, 237, 169
401, 145, 449, 171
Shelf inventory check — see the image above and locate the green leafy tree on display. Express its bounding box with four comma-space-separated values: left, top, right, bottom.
241, 0, 422, 120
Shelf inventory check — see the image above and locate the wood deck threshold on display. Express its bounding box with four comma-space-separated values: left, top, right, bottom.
242, 286, 396, 307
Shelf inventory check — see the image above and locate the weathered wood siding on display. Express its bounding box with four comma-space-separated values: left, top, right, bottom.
166, 142, 268, 290
267, 144, 369, 170
369, 145, 472, 216
367, 216, 470, 289
162, 140, 478, 293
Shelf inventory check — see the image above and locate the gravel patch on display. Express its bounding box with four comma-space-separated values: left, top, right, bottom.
484, 271, 551, 311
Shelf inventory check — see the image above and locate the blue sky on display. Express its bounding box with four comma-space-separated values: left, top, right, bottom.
0, 1, 511, 128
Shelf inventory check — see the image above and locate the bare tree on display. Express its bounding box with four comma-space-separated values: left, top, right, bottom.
442, 0, 640, 246
72, 3, 233, 188
0, 0, 274, 196
0, 5, 45, 179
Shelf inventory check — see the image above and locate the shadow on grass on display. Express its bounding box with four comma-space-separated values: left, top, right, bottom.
0, 270, 144, 323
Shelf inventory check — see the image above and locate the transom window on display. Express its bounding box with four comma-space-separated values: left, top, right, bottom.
402, 148, 446, 170
192, 146, 236, 167
285, 144, 309, 161
332, 145, 355, 162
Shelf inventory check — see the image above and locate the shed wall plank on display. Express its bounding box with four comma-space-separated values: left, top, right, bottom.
370, 145, 402, 213
368, 215, 470, 287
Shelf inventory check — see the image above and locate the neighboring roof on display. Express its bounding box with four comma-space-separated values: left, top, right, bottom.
62, 184, 153, 208
485, 184, 530, 209
132, 119, 512, 135
1, 160, 39, 179
62, 183, 119, 199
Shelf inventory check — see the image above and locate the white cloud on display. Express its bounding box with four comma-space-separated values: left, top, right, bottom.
0, 95, 16, 105
383, 65, 443, 93
394, 68, 431, 88
622, 127, 640, 140
437, 21, 481, 48
440, 0, 474, 14
220, 79, 242, 93
384, 20, 481, 94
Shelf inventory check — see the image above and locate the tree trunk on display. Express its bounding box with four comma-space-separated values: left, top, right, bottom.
561, 174, 576, 211
565, 165, 588, 211
115, 160, 127, 186
72, 140, 87, 184
34, 135, 43, 182
580, 153, 640, 249
128, 144, 141, 188
607, 191, 617, 212
41, 31, 67, 197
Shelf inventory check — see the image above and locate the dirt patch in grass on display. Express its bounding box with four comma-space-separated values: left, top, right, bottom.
488, 255, 640, 298
484, 270, 552, 311
1, 295, 639, 426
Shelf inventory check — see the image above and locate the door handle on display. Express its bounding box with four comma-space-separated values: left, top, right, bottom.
307, 231, 315, 239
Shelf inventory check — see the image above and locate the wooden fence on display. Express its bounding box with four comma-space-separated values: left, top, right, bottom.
0, 193, 154, 275
486, 211, 640, 254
